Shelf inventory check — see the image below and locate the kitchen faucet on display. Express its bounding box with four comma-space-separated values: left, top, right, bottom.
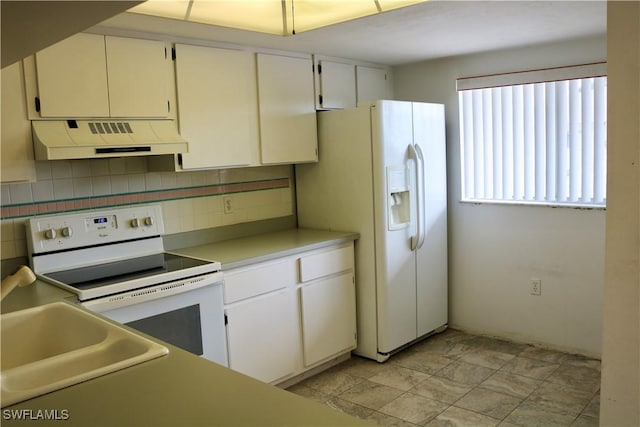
1, 266, 37, 301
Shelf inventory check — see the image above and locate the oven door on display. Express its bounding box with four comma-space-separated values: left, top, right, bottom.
83, 281, 228, 367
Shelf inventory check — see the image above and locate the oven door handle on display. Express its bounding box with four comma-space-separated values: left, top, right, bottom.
81, 272, 224, 313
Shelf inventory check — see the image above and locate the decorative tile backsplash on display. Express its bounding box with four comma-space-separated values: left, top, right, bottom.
0, 158, 294, 260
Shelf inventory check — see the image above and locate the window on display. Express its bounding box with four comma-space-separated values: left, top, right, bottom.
457, 64, 607, 207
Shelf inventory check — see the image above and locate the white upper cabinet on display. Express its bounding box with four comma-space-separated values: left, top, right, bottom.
106, 36, 169, 118
35, 33, 110, 117
313, 56, 390, 110
174, 44, 258, 169
33, 33, 170, 118
1, 62, 35, 182
356, 65, 388, 104
315, 60, 356, 110
256, 53, 318, 164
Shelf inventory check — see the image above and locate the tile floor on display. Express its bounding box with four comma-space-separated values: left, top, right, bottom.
287, 329, 600, 426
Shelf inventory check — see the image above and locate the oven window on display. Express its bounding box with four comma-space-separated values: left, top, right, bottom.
126, 305, 203, 356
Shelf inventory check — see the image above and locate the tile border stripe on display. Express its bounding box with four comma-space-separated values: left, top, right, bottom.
1, 178, 289, 220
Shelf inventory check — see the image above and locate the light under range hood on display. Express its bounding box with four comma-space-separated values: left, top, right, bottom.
32, 119, 188, 160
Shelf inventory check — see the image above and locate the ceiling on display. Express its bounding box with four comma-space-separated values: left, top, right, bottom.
96, 0, 607, 66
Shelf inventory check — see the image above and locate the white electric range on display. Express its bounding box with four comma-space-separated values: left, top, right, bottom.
26, 204, 228, 367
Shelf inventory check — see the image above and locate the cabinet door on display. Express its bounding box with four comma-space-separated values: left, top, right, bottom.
106, 36, 170, 118
1, 62, 35, 182
300, 273, 357, 366
225, 289, 300, 383
175, 44, 258, 169
256, 53, 318, 164
35, 33, 110, 117
356, 66, 387, 104
317, 60, 356, 110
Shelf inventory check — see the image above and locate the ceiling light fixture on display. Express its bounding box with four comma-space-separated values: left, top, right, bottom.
128, 0, 427, 36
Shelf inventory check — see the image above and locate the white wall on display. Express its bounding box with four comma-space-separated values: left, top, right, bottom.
600, 2, 640, 424
393, 35, 606, 356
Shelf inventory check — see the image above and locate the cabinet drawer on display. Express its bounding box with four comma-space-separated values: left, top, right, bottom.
298, 244, 354, 283
224, 259, 296, 304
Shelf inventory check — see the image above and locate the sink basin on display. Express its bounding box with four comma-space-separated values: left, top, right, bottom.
1, 302, 168, 407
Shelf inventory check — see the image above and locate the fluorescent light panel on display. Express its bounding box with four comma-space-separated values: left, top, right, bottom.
129, 0, 426, 36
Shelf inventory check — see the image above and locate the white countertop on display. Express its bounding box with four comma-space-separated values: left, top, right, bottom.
171, 228, 359, 269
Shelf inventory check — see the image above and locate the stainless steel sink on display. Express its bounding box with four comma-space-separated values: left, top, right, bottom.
1, 302, 168, 407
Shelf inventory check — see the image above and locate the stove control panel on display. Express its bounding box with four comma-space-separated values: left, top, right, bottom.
85, 214, 117, 232
26, 204, 165, 255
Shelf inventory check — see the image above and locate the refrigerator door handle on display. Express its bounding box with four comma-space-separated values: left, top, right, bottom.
408, 143, 421, 251
415, 143, 426, 249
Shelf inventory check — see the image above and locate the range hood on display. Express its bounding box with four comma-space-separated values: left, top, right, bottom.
32, 119, 188, 160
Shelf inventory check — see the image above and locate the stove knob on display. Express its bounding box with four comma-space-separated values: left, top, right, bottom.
130, 218, 140, 228
61, 226, 73, 238
43, 228, 57, 240
143, 217, 154, 227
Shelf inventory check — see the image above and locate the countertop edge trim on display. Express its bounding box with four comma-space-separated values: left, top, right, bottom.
221, 234, 359, 271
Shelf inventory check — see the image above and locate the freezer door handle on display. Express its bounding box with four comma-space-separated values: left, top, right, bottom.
415, 143, 426, 249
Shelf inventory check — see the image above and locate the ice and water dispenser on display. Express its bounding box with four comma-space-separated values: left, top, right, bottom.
386, 166, 411, 230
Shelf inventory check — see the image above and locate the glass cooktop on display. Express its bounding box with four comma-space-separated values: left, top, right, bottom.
44, 253, 213, 291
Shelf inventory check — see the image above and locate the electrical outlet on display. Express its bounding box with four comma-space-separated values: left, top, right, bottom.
223, 196, 233, 214
530, 279, 542, 296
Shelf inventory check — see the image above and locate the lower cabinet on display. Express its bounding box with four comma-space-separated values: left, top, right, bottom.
225, 288, 300, 383
300, 273, 356, 367
223, 242, 356, 384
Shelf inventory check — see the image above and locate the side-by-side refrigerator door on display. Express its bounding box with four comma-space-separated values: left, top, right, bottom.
371, 100, 418, 354
413, 102, 448, 337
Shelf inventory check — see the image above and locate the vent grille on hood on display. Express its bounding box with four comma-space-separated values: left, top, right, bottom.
87, 122, 134, 135
32, 119, 188, 160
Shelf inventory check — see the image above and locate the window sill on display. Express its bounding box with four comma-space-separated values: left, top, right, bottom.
459, 198, 606, 210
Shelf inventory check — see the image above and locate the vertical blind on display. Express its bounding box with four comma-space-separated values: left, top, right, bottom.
457, 64, 607, 207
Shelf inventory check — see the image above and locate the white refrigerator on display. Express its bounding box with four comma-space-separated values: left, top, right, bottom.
296, 100, 447, 362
